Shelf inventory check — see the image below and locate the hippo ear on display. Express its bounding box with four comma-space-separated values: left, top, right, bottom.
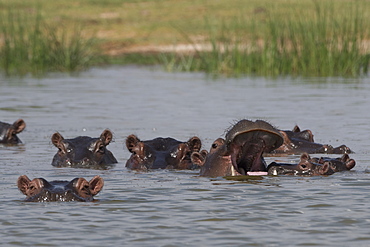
341, 154, 349, 162
319, 163, 331, 175
51, 132, 64, 147
100, 129, 113, 145
17, 175, 31, 195
191, 150, 207, 167
292, 125, 301, 132
300, 152, 310, 161
126, 134, 140, 153
13, 119, 26, 133
200, 149, 208, 157
89, 176, 104, 196
345, 159, 356, 170
187, 136, 202, 152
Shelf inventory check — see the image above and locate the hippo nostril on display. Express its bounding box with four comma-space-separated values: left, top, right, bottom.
300, 164, 308, 170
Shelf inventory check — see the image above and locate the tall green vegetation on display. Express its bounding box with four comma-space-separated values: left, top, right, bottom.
0, 7, 96, 76
163, 1, 369, 77
0, 1, 368, 78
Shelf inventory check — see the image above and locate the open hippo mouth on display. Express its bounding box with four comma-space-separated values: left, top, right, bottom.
225, 120, 283, 175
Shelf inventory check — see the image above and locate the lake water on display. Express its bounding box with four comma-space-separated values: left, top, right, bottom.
1, 66, 370, 246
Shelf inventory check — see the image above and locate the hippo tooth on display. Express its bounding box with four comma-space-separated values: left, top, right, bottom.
231, 165, 237, 176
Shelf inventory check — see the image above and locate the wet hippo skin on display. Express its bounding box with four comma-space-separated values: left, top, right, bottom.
0, 119, 26, 144
308, 154, 356, 172
267, 153, 334, 176
51, 129, 117, 169
267, 153, 356, 176
125, 135, 202, 170
192, 119, 283, 177
271, 125, 352, 155
17, 175, 104, 202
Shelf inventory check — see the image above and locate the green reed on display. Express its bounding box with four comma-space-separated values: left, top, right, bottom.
164, 1, 369, 77
0, 7, 96, 76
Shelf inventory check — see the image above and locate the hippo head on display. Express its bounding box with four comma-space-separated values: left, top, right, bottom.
0, 119, 26, 144
125, 135, 202, 170
267, 153, 334, 176
309, 154, 356, 172
328, 145, 353, 154
17, 175, 104, 202
285, 125, 315, 142
191, 138, 233, 177
51, 129, 117, 169
272, 125, 353, 155
192, 120, 283, 177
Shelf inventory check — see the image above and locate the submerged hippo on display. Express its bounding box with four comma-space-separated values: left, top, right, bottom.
17, 175, 104, 202
0, 119, 26, 144
309, 154, 356, 172
271, 125, 352, 155
125, 135, 202, 170
267, 153, 356, 176
51, 129, 117, 169
191, 120, 283, 177
267, 153, 334, 176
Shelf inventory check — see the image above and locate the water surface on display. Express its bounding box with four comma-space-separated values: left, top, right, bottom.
1, 66, 370, 246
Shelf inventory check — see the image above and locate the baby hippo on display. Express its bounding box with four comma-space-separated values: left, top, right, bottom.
0, 119, 26, 144
309, 154, 356, 172
267, 153, 356, 176
17, 175, 104, 202
267, 153, 334, 176
51, 129, 117, 169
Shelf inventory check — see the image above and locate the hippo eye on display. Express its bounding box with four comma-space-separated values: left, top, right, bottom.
97, 145, 105, 153
301, 164, 307, 169
211, 143, 218, 149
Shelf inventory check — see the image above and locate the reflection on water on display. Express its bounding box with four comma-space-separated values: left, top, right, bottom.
1, 66, 370, 246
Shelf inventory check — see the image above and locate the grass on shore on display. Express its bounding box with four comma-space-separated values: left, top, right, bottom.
0, 0, 369, 77
0, 7, 97, 76
162, 1, 370, 77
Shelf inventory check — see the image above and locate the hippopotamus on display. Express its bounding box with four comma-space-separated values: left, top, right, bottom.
191, 120, 283, 177
271, 125, 352, 155
0, 119, 26, 144
309, 154, 356, 172
125, 135, 202, 170
17, 175, 104, 202
267, 153, 335, 176
51, 129, 117, 169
